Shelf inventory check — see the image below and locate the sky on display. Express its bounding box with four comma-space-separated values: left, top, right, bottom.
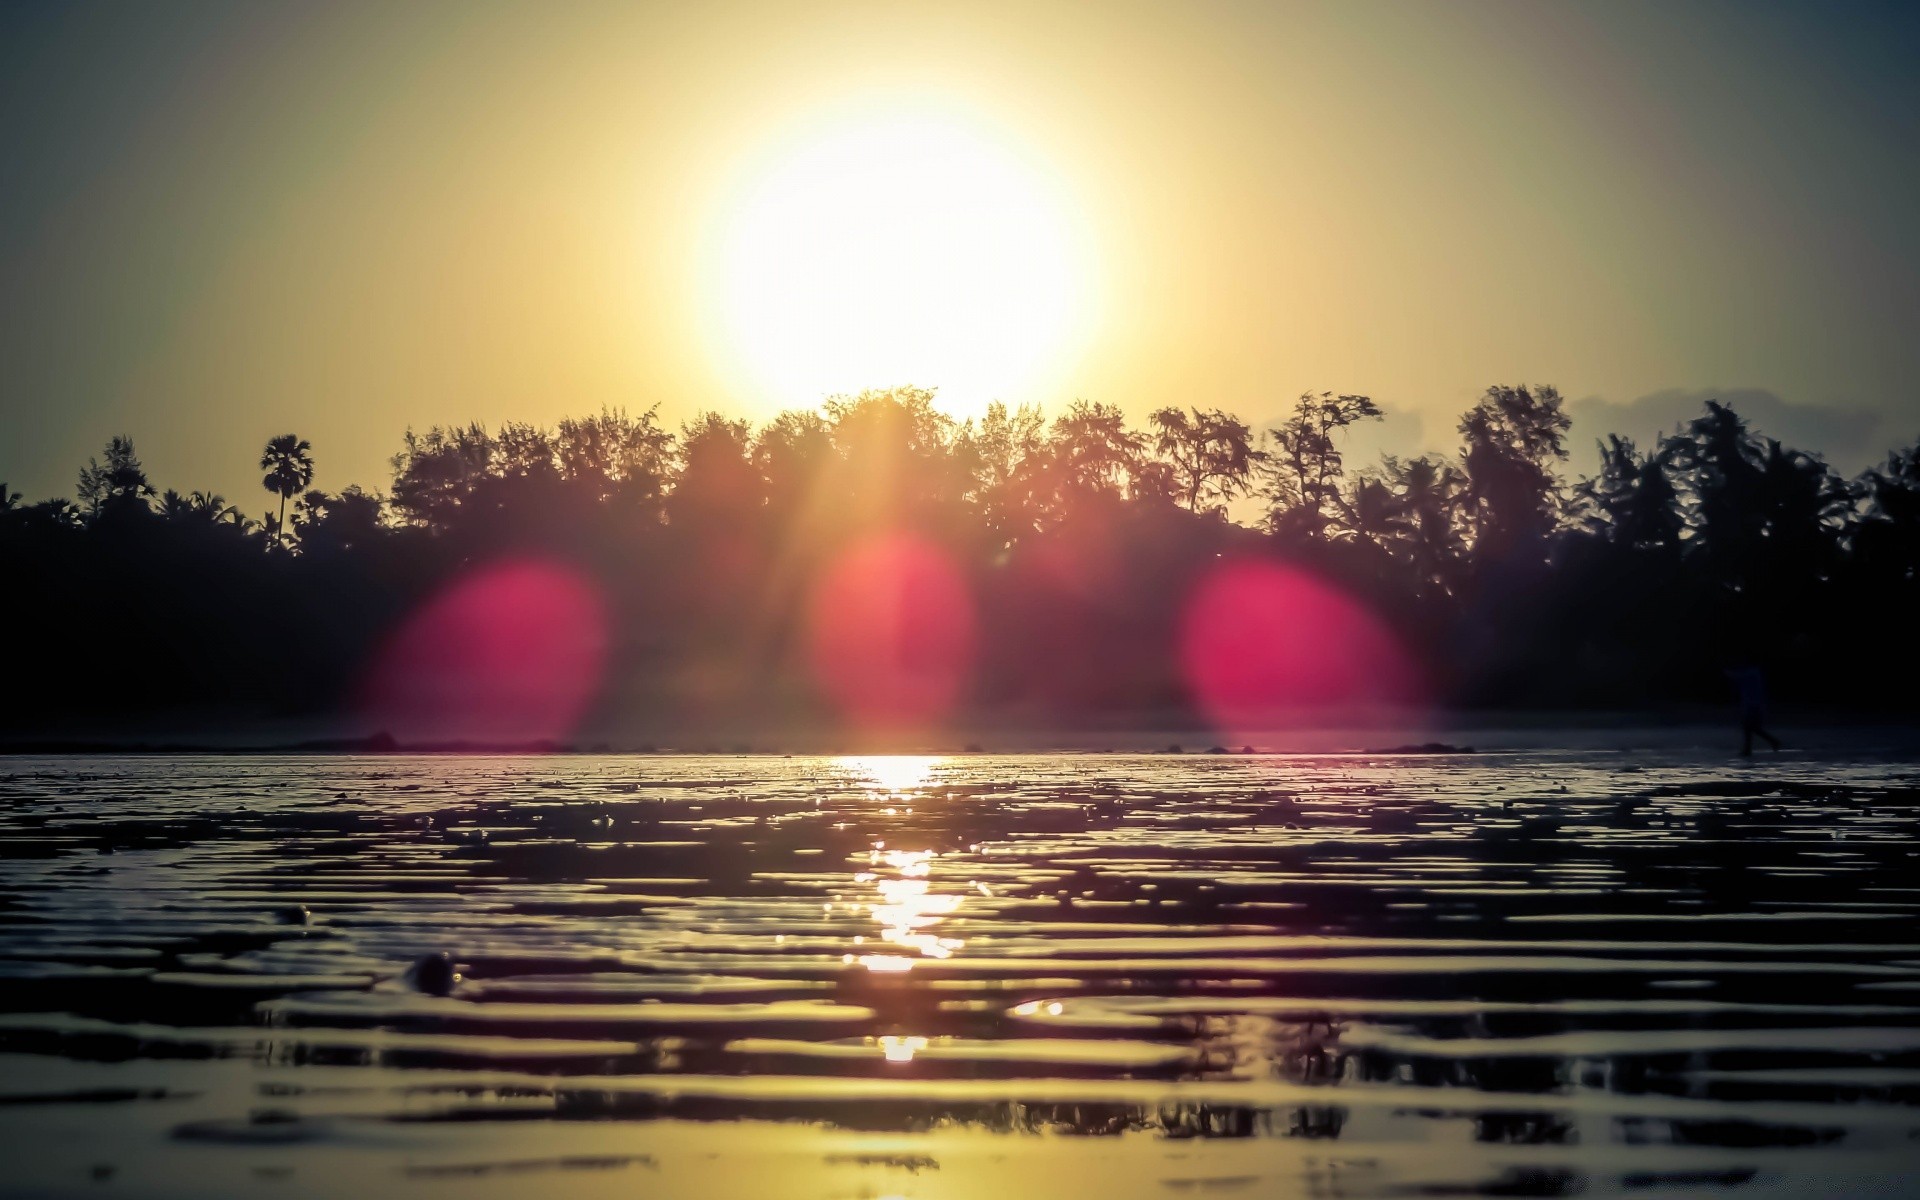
2, 0, 1916, 510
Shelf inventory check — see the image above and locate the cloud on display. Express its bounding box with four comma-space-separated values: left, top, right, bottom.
1568, 388, 1897, 474
1341, 405, 1428, 466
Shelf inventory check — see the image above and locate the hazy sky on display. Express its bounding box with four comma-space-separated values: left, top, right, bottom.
3, 0, 1916, 509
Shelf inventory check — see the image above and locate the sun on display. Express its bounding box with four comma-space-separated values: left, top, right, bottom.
703, 100, 1097, 418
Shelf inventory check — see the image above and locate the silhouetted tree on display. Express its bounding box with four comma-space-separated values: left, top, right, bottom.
162, 489, 249, 527
671, 412, 762, 523
1575, 435, 1683, 553
1751, 438, 1850, 574
555, 406, 674, 512
1457, 385, 1569, 566
1053, 400, 1143, 499
293, 487, 385, 554
495, 421, 558, 480
260, 434, 315, 549
1260, 392, 1382, 543
1380, 454, 1466, 599
5, 387, 1919, 731
1148, 407, 1260, 513
957, 401, 1049, 548
820, 386, 970, 531
1662, 402, 1847, 613
1342, 475, 1408, 556
754, 408, 835, 531
77, 435, 153, 519
1855, 441, 1920, 584
3, 497, 81, 534
157, 489, 192, 521
390, 423, 487, 527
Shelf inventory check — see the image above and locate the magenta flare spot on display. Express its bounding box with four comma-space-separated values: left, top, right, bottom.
1179, 559, 1423, 733
807, 532, 977, 731
360, 559, 608, 745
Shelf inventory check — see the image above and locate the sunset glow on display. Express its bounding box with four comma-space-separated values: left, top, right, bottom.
703, 102, 1095, 416
5, 5, 1919, 1196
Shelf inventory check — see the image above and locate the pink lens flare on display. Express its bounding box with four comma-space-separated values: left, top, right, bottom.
807, 532, 977, 730
1179, 559, 1424, 732
360, 559, 609, 745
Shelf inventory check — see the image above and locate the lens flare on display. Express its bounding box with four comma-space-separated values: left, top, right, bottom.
807, 533, 976, 730
359, 559, 608, 745
1178, 559, 1422, 732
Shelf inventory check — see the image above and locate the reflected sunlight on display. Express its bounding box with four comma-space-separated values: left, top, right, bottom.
839, 755, 941, 796
847, 842, 966, 973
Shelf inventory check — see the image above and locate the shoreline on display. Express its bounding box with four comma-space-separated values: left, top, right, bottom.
5, 712, 1917, 758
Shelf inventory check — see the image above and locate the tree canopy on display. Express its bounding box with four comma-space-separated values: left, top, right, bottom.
4, 385, 1915, 736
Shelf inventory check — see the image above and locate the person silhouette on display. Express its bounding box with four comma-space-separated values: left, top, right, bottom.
1725, 664, 1781, 756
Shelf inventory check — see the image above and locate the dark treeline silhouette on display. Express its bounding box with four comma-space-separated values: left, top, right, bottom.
4, 385, 1916, 735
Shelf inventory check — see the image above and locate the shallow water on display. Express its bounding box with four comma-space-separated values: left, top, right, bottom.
2, 750, 1918, 1198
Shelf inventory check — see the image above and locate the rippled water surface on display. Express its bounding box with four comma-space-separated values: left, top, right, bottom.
3, 751, 1920, 1198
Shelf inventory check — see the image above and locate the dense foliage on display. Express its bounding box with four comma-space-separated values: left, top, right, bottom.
5, 385, 1916, 734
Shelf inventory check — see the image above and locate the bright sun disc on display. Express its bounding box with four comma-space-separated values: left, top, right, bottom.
705, 103, 1095, 415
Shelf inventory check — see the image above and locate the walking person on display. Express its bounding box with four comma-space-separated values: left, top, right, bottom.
1725, 664, 1782, 756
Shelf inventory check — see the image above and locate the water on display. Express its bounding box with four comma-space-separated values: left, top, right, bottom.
2, 751, 1918, 1198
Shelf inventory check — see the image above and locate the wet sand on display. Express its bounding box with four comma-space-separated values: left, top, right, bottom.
2, 751, 1918, 1197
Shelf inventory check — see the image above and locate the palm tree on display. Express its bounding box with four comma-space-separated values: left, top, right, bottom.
191, 490, 231, 516
260, 435, 314, 548
1387, 454, 1467, 599
1341, 476, 1409, 555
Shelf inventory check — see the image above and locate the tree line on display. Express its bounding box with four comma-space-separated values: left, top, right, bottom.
4, 385, 1916, 733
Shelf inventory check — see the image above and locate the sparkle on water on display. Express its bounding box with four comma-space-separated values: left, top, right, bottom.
2, 749, 1919, 1197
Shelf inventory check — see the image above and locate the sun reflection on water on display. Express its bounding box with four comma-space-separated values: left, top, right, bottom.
839, 754, 941, 796
878, 1035, 930, 1063
832, 757, 967, 972
855, 846, 966, 970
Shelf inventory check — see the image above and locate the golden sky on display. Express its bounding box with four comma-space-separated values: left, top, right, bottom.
3, 1, 1915, 507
